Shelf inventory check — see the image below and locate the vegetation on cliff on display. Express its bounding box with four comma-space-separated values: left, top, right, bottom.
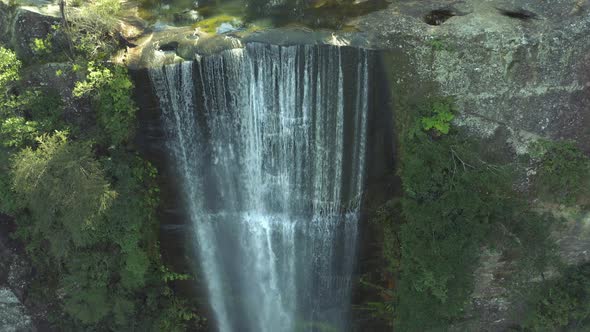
523, 263, 590, 330
0, 1, 203, 328
366, 97, 590, 331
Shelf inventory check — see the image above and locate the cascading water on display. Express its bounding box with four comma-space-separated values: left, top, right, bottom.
149, 43, 372, 332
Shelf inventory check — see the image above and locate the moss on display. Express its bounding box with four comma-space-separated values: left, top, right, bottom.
136, 7, 158, 23
192, 14, 241, 34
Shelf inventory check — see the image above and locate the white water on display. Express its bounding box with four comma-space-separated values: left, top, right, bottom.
149, 43, 371, 332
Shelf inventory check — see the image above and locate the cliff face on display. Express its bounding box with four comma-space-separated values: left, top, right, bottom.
0, 216, 35, 332
361, 0, 590, 152
357, 2, 590, 330
0, 288, 34, 332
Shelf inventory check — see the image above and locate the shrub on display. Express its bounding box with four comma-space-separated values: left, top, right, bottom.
0, 117, 39, 148
524, 264, 590, 330
0, 47, 21, 93
529, 139, 590, 205
419, 97, 456, 136
74, 62, 136, 145
66, 0, 122, 59
11, 131, 116, 260
394, 98, 558, 330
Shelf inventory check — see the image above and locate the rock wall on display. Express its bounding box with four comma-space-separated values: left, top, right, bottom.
356, 1, 590, 330
358, 0, 590, 152
0, 216, 35, 332
0, 288, 34, 332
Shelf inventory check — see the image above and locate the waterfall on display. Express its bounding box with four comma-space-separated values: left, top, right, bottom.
149, 43, 372, 332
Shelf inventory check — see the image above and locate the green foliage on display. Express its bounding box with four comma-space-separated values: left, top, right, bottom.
0, 152, 18, 215
359, 278, 395, 326
357, 199, 399, 328
74, 62, 137, 145
397, 137, 505, 329
11, 131, 116, 260
10, 137, 200, 330
427, 38, 452, 52
0, 40, 201, 332
529, 139, 590, 205
31, 37, 52, 56
0, 117, 39, 148
156, 297, 202, 332
371, 199, 401, 273
394, 98, 558, 331
420, 98, 456, 135
0, 47, 21, 93
28, 25, 69, 63
60, 252, 112, 324
0, 47, 65, 148
66, 0, 122, 59
161, 265, 192, 283
0, 47, 66, 215
523, 264, 590, 331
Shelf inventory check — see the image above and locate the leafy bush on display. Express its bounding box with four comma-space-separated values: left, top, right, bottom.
523, 264, 590, 330
360, 199, 400, 327
66, 0, 122, 59
420, 97, 456, 135
30, 35, 53, 58
529, 139, 590, 205
0, 39, 202, 332
11, 131, 116, 260
74, 62, 137, 145
394, 98, 558, 330
0, 46, 21, 93
9, 135, 201, 330
0, 117, 39, 148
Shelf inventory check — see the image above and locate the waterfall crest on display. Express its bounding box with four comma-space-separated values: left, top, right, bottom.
149, 43, 372, 332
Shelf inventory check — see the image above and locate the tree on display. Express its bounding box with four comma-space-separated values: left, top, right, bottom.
11, 131, 116, 261
74, 62, 137, 145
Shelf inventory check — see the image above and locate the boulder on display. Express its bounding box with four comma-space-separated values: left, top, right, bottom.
0, 288, 34, 332
0, 216, 35, 332
0, 2, 60, 61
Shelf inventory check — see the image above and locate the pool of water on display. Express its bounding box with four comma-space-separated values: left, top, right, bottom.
135, 0, 390, 32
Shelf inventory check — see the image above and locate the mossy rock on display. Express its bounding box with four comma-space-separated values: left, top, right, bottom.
192, 14, 242, 34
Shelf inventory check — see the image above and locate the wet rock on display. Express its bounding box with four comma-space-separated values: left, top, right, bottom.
216, 21, 240, 34
0, 1, 15, 46
0, 216, 35, 332
173, 9, 201, 25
